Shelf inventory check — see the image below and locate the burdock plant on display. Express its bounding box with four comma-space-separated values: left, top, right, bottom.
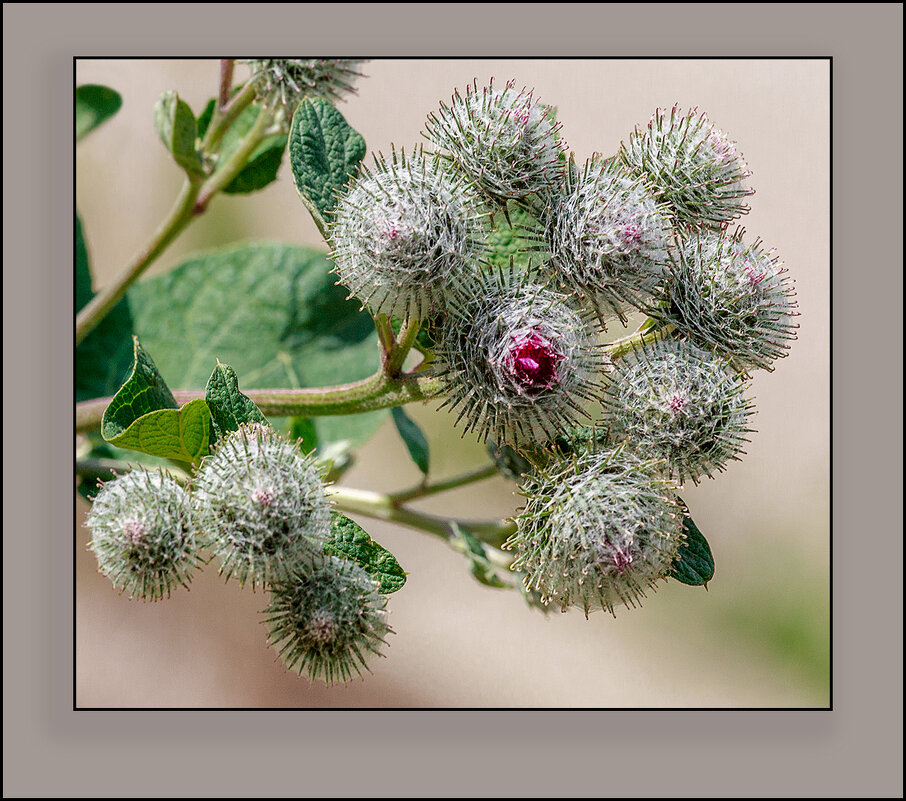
76, 61, 799, 685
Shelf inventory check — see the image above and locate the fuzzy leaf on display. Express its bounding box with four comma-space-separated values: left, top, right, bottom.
205, 362, 268, 443
101, 338, 211, 464
153, 90, 204, 175
390, 406, 430, 475
289, 96, 366, 225
324, 513, 407, 594
671, 502, 716, 586
451, 523, 508, 589
76, 214, 135, 401
76, 84, 122, 141
126, 242, 386, 450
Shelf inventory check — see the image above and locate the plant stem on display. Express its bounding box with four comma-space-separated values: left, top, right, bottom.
75, 371, 445, 434
218, 60, 235, 111
389, 464, 499, 504
386, 316, 421, 376
195, 108, 271, 212
201, 79, 258, 153
328, 486, 516, 550
76, 458, 190, 486
75, 177, 202, 344
375, 314, 395, 359
604, 321, 673, 360
76, 98, 273, 345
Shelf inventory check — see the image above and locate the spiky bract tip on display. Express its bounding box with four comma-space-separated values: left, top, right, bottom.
192, 424, 331, 589
425, 78, 566, 203
619, 105, 753, 228
265, 555, 392, 685
545, 154, 672, 324
505, 445, 684, 615
434, 268, 608, 446
330, 146, 490, 320
245, 59, 366, 108
86, 469, 199, 601
603, 338, 755, 484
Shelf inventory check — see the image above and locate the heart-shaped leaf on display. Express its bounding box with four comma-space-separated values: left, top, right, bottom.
101, 337, 210, 464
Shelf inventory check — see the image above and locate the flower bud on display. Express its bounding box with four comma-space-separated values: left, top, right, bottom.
657, 227, 799, 370
603, 338, 755, 484
620, 105, 753, 228
505, 445, 684, 616
86, 469, 198, 601
424, 78, 565, 203
245, 59, 365, 108
192, 424, 331, 589
434, 269, 607, 446
264, 555, 392, 684
330, 147, 490, 320
545, 155, 672, 323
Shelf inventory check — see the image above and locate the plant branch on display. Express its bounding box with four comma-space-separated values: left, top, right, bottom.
195, 108, 271, 212
200, 78, 258, 153
389, 464, 499, 505
329, 486, 516, 551
604, 321, 674, 360
76, 100, 273, 345
385, 316, 421, 376
218, 60, 235, 111
76, 371, 445, 434
75, 177, 202, 344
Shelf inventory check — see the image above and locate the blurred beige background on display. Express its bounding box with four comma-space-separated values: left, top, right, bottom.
76, 59, 829, 708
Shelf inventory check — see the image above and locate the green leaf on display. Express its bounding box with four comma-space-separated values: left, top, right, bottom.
451, 523, 508, 589
101, 338, 211, 464
390, 406, 430, 476
76, 84, 122, 141
126, 242, 387, 450
76, 214, 135, 402
324, 513, 407, 594
101, 336, 177, 438
204, 362, 268, 443
289, 96, 366, 226
287, 417, 318, 454
104, 399, 211, 465
153, 90, 204, 175
206, 100, 287, 194
670, 500, 715, 586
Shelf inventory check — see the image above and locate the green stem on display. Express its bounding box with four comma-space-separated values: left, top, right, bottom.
76, 88, 271, 345
75, 177, 202, 344
76, 458, 190, 486
201, 79, 258, 153
329, 486, 516, 550
386, 316, 421, 376
389, 464, 499, 505
375, 314, 395, 359
604, 321, 673, 360
75, 370, 445, 434
195, 108, 271, 212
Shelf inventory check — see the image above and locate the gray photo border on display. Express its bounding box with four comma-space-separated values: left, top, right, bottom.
5, 3, 903, 797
